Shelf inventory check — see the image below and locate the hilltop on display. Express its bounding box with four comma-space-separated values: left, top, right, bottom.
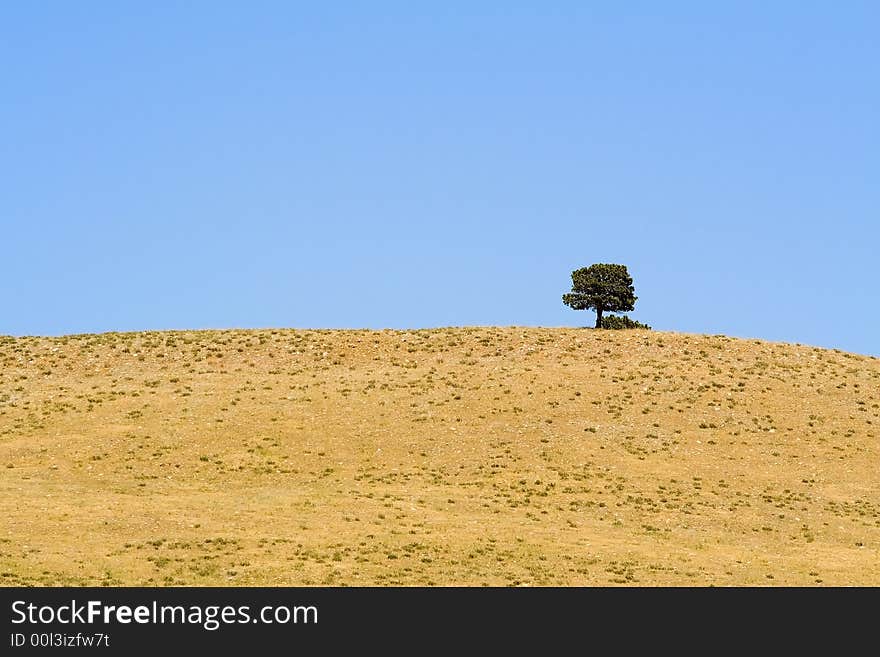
1, 327, 878, 585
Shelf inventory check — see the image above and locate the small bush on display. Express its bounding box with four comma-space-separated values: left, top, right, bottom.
600, 315, 651, 330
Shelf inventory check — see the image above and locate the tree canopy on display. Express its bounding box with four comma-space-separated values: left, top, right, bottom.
562, 263, 637, 328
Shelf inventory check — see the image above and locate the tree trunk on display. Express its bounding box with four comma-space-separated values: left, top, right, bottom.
595, 307, 603, 329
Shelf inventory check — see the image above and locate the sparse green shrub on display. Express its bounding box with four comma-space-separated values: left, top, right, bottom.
600, 315, 651, 330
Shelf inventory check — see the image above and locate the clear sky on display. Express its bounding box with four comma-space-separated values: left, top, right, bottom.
2, 2, 877, 355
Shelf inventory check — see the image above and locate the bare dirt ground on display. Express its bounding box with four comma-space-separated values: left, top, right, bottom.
1, 327, 878, 586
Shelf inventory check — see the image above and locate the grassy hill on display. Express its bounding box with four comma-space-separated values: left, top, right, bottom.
1, 327, 878, 586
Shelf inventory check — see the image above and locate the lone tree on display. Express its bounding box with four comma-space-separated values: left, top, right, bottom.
562, 263, 637, 328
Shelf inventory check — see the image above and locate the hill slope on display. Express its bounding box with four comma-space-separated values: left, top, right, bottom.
1, 327, 878, 585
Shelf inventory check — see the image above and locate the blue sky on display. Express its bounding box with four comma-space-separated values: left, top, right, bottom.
2, 2, 877, 355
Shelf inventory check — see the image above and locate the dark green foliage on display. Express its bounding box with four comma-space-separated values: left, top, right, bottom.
600, 315, 651, 330
562, 263, 638, 328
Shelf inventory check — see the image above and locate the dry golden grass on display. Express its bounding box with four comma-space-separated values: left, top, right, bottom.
1, 327, 878, 586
